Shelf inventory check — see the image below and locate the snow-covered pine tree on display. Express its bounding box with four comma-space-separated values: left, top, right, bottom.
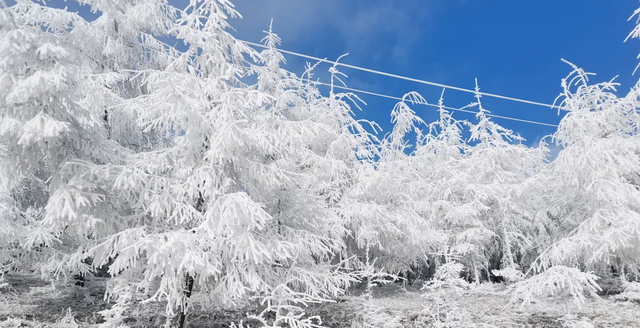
489, 5, 640, 306
0, 0, 93, 275
247, 22, 382, 326
340, 91, 444, 281
68, 4, 377, 326
513, 6, 640, 299
0, 0, 181, 284
407, 85, 546, 284
0, 0, 129, 277
464, 81, 548, 281
410, 90, 487, 283
530, 62, 640, 277
510, 62, 640, 306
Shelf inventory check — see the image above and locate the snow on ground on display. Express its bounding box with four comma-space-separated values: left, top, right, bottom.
0, 274, 639, 327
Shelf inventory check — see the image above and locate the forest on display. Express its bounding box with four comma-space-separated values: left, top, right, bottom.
1, 1, 640, 327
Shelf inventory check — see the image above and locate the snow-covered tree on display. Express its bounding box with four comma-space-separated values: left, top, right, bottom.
43, 5, 379, 326
410, 91, 488, 282
463, 81, 548, 280
530, 62, 640, 277
0, 1, 117, 276
340, 92, 442, 277
390, 85, 547, 283
509, 2, 640, 308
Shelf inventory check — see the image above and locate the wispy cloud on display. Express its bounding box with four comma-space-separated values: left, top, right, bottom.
229, 0, 431, 63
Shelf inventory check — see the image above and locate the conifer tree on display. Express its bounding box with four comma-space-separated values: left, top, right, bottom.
67, 4, 376, 326
0, 0, 142, 277
465, 81, 548, 280
412, 91, 489, 283
531, 63, 640, 277
340, 92, 442, 276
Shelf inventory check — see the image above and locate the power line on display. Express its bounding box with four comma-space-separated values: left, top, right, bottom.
243, 40, 560, 127
243, 40, 559, 110
311, 81, 560, 128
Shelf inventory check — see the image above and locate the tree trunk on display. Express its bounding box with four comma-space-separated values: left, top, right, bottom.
177, 190, 204, 328
472, 262, 480, 284
501, 224, 515, 268
177, 274, 195, 328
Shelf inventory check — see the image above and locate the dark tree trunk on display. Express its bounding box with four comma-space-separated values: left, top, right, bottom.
177, 274, 195, 328
177, 188, 204, 328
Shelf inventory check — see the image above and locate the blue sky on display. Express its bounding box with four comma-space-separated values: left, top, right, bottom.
18, 0, 640, 148
225, 0, 640, 148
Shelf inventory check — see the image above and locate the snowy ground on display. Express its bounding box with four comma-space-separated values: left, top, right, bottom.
0, 275, 639, 327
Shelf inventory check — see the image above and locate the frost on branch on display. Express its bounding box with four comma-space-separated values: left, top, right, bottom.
512, 266, 601, 308
531, 62, 640, 277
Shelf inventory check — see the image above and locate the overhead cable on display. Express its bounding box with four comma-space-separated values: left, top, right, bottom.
311, 81, 560, 128
243, 40, 560, 110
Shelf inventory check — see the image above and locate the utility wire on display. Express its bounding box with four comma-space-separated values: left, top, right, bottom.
311, 81, 560, 128
243, 40, 560, 110
243, 40, 560, 127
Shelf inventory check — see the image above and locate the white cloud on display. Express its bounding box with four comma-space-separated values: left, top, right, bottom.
228, 0, 431, 62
